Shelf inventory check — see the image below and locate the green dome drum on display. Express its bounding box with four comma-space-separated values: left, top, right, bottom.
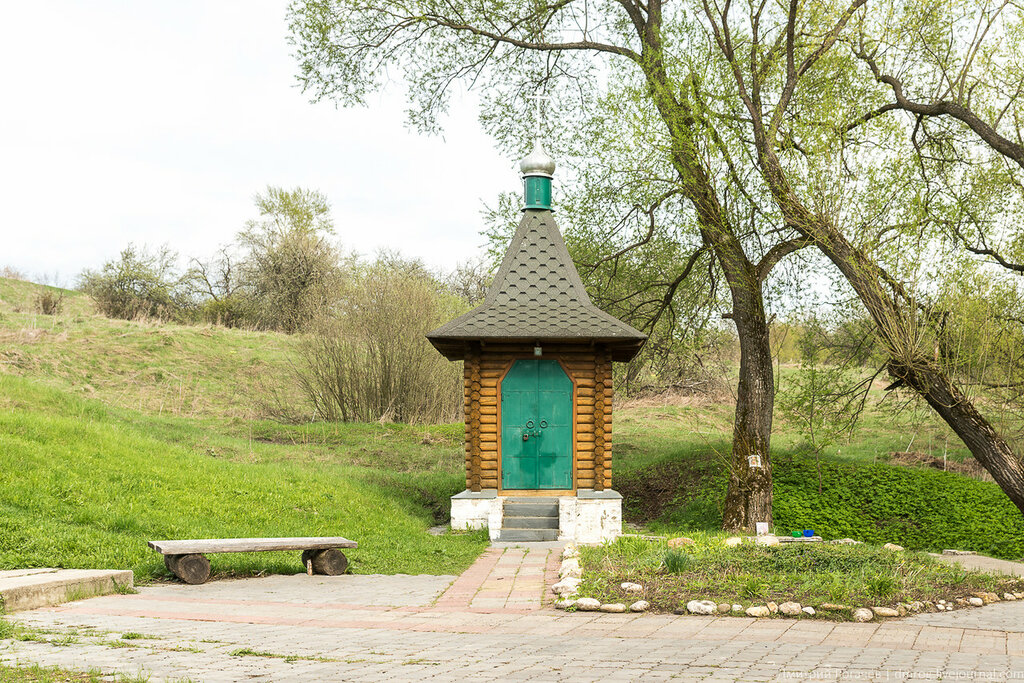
519, 138, 556, 211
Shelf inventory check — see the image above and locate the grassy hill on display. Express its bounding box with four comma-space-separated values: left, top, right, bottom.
0, 278, 485, 579
1, 274, 1022, 581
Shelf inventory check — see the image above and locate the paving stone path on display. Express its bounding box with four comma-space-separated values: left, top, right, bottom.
3, 545, 1024, 681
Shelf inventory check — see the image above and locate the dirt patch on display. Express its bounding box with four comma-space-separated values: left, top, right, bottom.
887, 451, 993, 481
616, 458, 717, 523
619, 381, 731, 409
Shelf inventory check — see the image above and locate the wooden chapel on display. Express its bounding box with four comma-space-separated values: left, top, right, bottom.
427, 138, 646, 542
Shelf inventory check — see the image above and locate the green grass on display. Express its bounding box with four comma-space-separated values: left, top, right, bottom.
0, 277, 299, 420
576, 534, 1024, 617
0, 374, 486, 578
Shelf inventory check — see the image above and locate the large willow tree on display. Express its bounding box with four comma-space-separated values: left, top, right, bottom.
288, 0, 1024, 520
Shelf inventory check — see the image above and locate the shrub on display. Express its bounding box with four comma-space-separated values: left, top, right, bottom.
34, 289, 64, 315
295, 255, 466, 424
235, 186, 344, 332
79, 245, 184, 321
0, 265, 27, 281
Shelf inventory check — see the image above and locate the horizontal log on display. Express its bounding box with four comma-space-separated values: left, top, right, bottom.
480, 434, 497, 443
577, 442, 595, 452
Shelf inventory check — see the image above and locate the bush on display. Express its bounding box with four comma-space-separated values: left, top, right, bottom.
236, 186, 344, 332
79, 245, 184, 321
34, 289, 64, 315
295, 255, 466, 423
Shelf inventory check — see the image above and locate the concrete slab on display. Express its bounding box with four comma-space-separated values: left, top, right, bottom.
931, 552, 1024, 578
0, 569, 133, 612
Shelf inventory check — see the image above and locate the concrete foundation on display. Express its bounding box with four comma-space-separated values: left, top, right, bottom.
450, 490, 503, 542
450, 489, 622, 543
558, 489, 622, 544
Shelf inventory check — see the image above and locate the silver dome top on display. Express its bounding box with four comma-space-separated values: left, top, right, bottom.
519, 138, 556, 177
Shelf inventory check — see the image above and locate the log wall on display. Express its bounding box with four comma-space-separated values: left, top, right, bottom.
462, 342, 613, 491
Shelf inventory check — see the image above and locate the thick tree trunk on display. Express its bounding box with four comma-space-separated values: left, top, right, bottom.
720, 277, 775, 532
639, 54, 778, 532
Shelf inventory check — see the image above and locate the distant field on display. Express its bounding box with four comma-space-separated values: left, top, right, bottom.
1, 275, 1022, 577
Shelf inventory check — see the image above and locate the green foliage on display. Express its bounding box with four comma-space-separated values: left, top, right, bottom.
777, 317, 866, 455
866, 574, 898, 600
740, 576, 769, 601
662, 549, 691, 574
294, 253, 466, 423
629, 451, 1024, 560
772, 456, 1024, 559
0, 374, 487, 578
234, 186, 344, 332
78, 245, 184, 321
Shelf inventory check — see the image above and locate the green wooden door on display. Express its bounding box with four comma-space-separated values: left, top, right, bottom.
501, 359, 573, 489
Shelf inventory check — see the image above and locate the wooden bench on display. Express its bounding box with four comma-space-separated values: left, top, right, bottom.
148, 537, 358, 585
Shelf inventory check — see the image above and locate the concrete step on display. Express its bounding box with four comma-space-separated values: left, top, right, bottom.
498, 529, 558, 542
504, 502, 558, 517
501, 515, 559, 530
0, 568, 134, 612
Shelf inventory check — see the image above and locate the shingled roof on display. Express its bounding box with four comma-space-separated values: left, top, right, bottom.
428, 209, 647, 361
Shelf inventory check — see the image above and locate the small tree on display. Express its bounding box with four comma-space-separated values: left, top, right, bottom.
79, 244, 183, 321
236, 186, 343, 332
295, 254, 466, 423
181, 246, 253, 327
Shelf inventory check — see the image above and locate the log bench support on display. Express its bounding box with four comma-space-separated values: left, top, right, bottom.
149, 537, 357, 585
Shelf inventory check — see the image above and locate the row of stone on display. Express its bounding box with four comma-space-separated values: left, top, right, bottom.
549, 544, 649, 613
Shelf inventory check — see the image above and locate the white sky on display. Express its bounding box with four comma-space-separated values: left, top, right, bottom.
0, 1, 516, 286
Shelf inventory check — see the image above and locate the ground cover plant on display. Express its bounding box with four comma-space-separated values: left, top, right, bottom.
575, 535, 1024, 618
612, 400, 1024, 559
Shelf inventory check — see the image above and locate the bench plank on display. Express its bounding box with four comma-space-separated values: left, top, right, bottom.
148, 537, 357, 556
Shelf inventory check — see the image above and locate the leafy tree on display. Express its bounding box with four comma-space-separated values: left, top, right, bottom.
289, 0, 820, 529
79, 244, 184, 321
288, 0, 1024, 520
235, 186, 344, 332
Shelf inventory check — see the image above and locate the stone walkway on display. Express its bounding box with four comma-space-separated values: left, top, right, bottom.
3, 546, 1024, 681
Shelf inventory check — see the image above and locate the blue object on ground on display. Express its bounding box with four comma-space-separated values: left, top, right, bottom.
803, 529, 814, 537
